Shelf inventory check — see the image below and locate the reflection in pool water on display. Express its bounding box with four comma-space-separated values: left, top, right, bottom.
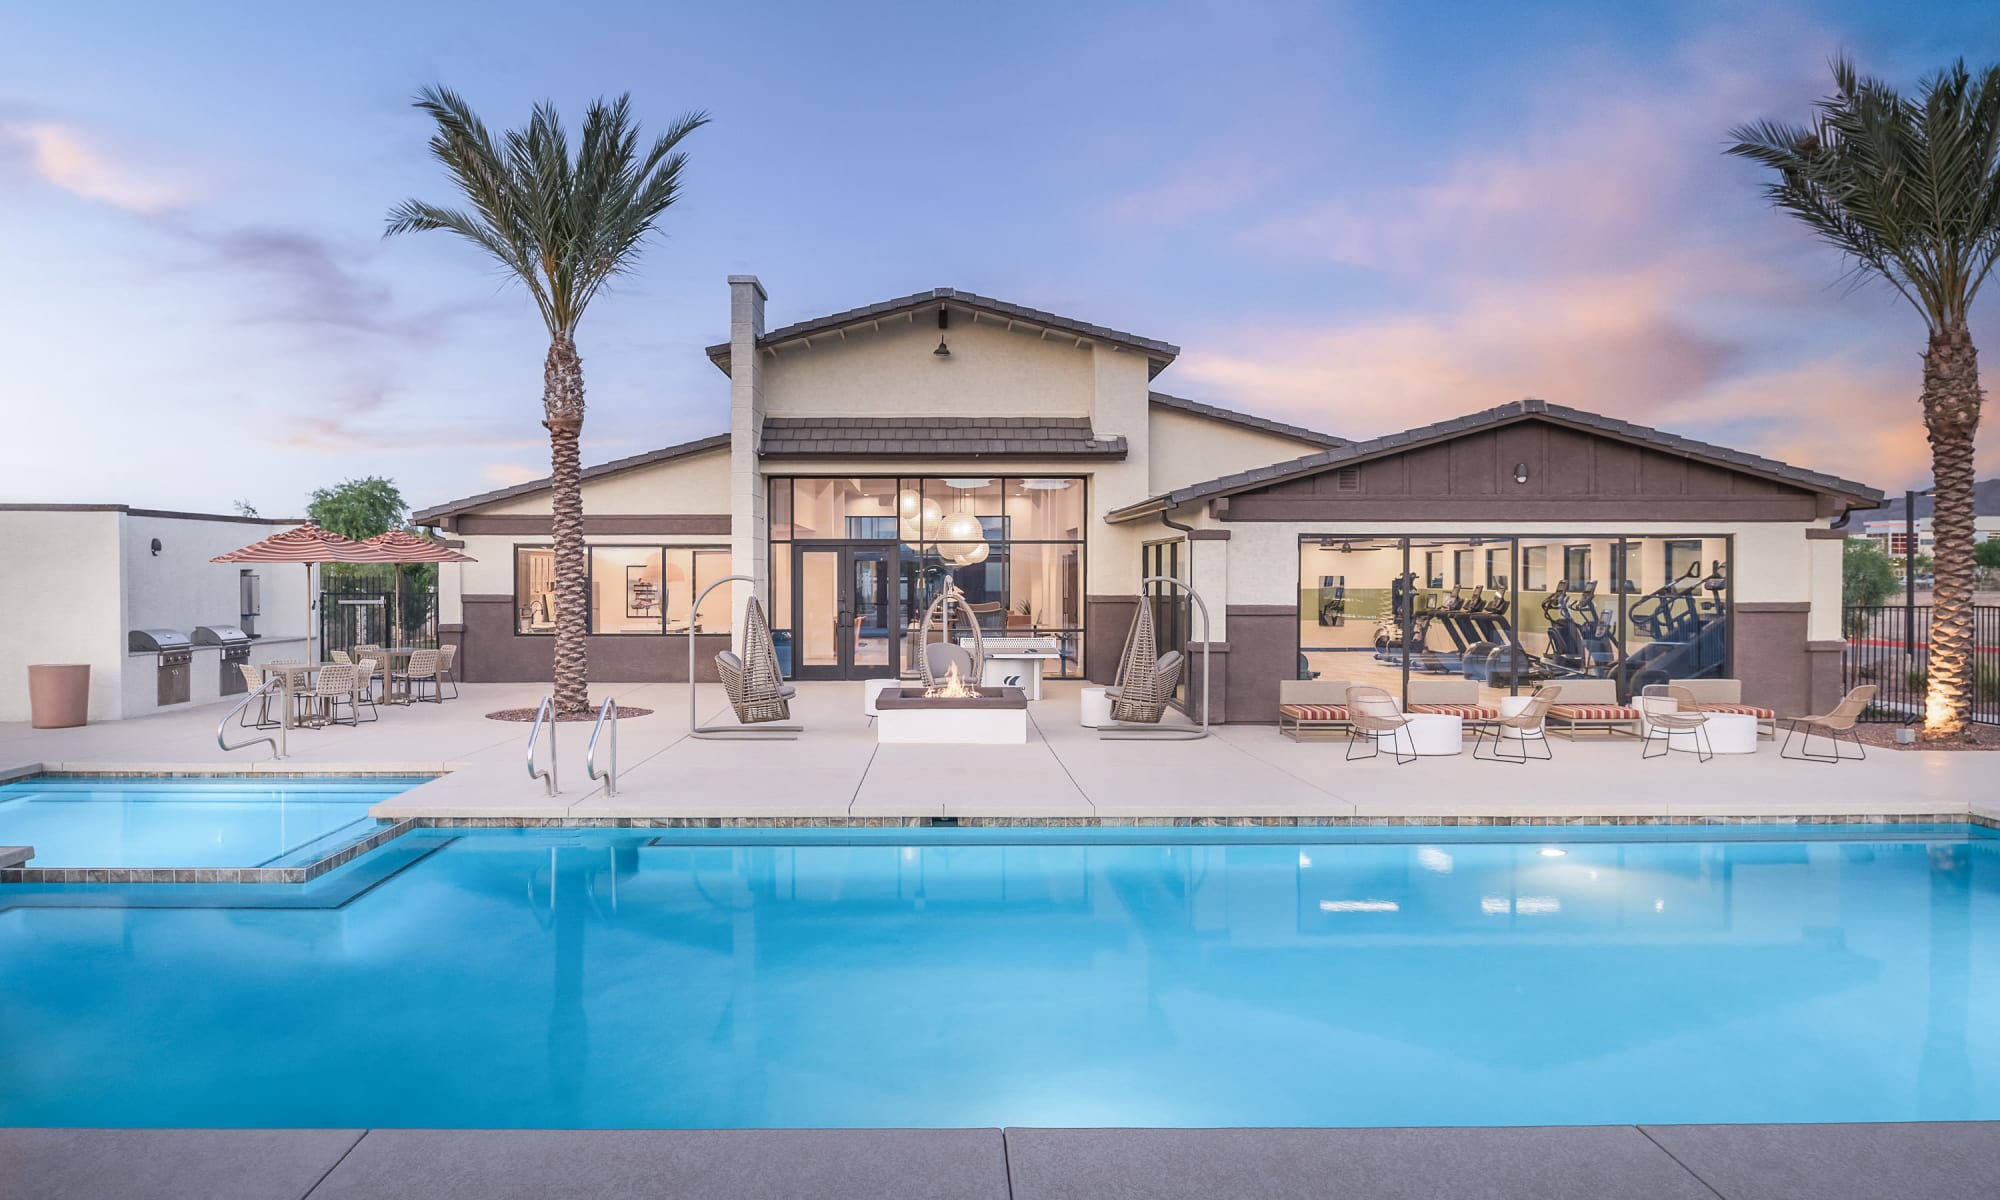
0, 826, 1993, 1128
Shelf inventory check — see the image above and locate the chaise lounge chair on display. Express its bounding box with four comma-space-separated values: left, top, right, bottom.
1278, 679, 1353, 740
1668, 678, 1776, 740
1545, 678, 1643, 739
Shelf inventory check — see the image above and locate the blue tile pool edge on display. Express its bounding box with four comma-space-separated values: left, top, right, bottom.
3, 811, 1991, 885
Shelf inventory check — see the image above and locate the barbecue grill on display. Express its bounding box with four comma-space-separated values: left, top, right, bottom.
129, 628, 193, 705
194, 625, 253, 695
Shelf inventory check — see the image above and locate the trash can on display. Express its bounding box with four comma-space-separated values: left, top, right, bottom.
28, 664, 90, 729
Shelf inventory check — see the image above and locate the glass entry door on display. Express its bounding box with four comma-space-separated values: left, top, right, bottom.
793, 542, 900, 679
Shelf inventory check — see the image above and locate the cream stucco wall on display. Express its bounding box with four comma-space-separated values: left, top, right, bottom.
760, 315, 1096, 417
472, 447, 729, 517
0, 509, 308, 723
1146, 407, 1327, 496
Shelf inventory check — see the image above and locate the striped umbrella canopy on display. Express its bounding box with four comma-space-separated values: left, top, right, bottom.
211, 524, 396, 661
362, 530, 477, 653
359, 528, 476, 564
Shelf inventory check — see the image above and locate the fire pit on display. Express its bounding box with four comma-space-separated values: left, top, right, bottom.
874, 664, 1028, 744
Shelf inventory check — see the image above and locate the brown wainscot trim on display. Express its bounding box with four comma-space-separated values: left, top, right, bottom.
1805, 640, 1847, 652
1187, 529, 1231, 541
1736, 602, 1811, 613
438, 623, 467, 634
455, 514, 731, 536
1226, 604, 1297, 617
1804, 527, 1850, 540
463, 594, 513, 604
1221, 497, 1821, 522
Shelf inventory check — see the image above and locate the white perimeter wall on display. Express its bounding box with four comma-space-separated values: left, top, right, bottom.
0, 510, 126, 722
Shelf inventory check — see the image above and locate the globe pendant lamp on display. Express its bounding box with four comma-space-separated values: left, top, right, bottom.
899, 489, 943, 542
938, 510, 987, 566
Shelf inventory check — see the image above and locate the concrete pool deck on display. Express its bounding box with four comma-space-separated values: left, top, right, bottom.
6, 1122, 1998, 1199
1, 680, 1996, 829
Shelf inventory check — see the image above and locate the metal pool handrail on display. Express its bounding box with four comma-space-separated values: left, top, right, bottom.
586, 696, 618, 797
526, 696, 557, 795
217, 676, 287, 760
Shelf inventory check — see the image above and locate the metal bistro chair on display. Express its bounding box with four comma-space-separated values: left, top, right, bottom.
1344, 684, 1416, 765
1640, 684, 1712, 763
351, 658, 381, 723
436, 643, 460, 699
328, 648, 353, 664
395, 649, 443, 705
237, 663, 280, 729
308, 662, 360, 728
1472, 685, 1562, 764
1780, 685, 1877, 763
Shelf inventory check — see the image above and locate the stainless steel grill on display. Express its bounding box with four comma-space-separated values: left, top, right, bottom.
196, 625, 254, 695
130, 628, 192, 706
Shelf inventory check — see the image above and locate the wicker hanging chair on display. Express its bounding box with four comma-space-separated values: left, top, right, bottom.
716, 597, 794, 725
918, 581, 986, 688
1107, 600, 1185, 724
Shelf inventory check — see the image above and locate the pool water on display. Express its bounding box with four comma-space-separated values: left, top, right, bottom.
0, 824, 1995, 1128
0, 775, 426, 868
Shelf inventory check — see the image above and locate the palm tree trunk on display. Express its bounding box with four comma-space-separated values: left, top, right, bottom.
545, 335, 591, 716
1919, 322, 1983, 739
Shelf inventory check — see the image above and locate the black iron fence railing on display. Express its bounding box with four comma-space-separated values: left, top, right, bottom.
1842, 604, 2000, 725
320, 570, 438, 657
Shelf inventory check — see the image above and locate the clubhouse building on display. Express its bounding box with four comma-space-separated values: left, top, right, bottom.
414, 277, 1880, 722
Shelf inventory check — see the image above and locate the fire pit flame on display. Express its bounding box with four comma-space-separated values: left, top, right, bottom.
924, 662, 978, 699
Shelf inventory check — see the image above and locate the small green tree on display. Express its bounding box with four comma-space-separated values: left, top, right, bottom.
231, 499, 259, 518
307, 477, 407, 541
1843, 539, 1900, 623
1974, 538, 2000, 570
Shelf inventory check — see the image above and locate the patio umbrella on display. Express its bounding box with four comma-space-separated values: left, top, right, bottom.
359, 529, 476, 649
212, 523, 395, 661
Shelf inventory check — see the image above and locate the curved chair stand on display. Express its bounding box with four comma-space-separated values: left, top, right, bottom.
689, 574, 801, 740
1100, 575, 1211, 741
918, 578, 986, 688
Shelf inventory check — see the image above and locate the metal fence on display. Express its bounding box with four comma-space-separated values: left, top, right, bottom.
1842, 604, 2000, 725
320, 569, 438, 658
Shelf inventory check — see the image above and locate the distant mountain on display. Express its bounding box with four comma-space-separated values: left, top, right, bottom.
1849, 478, 2000, 522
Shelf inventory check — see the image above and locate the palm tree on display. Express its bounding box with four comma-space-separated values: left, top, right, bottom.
388, 86, 707, 714
1729, 57, 2000, 738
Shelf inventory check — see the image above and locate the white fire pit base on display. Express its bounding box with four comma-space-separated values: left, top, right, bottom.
875, 687, 1029, 745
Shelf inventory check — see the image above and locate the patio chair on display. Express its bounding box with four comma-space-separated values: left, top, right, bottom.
1105, 600, 1184, 724
328, 649, 353, 664
237, 663, 279, 729
436, 644, 459, 699
309, 662, 359, 728
1639, 684, 1711, 762
1780, 684, 1877, 763
395, 649, 442, 705
1472, 685, 1562, 763
351, 658, 381, 723
925, 641, 974, 685
716, 597, 796, 726
1344, 684, 1415, 765
1669, 678, 1776, 740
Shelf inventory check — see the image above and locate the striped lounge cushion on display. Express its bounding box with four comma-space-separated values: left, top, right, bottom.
1703, 703, 1775, 719
1549, 703, 1642, 721
1410, 703, 1499, 719
1280, 703, 1350, 722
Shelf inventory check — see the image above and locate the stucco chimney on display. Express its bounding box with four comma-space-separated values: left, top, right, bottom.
728, 276, 767, 641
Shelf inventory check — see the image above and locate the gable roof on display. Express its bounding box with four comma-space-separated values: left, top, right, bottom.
1148, 391, 1346, 448
760, 416, 1127, 460
705, 288, 1181, 378
1106, 398, 1882, 523
411, 434, 730, 524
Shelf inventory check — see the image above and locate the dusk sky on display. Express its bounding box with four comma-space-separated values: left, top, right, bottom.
3, 0, 1995, 517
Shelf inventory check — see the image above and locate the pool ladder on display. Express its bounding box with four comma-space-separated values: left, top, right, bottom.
218, 676, 287, 760
586, 696, 618, 797
526, 696, 557, 795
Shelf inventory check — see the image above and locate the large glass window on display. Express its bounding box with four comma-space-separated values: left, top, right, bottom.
515, 544, 733, 636
1297, 533, 1733, 706
767, 476, 1088, 677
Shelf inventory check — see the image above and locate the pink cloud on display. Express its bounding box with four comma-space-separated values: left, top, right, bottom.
2, 120, 191, 212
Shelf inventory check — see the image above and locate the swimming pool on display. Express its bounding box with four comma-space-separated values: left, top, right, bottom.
0, 824, 1994, 1128
0, 775, 427, 868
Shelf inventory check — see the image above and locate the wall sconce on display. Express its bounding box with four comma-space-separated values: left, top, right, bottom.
1512, 462, 1530, 485
150, 537, 163, 556
933, 307, 951, 357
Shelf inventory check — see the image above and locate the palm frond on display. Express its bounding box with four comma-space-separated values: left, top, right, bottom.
386, 85, 706, 336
